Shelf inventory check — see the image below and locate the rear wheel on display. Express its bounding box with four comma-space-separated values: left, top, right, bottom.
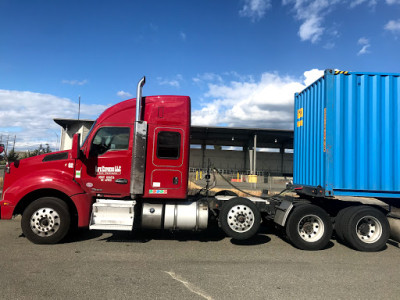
21, 197, 71, 244
334, 206, 355, 242
219, 197, 261, 240
285, 204, 333, 251
341, 206, 390, 252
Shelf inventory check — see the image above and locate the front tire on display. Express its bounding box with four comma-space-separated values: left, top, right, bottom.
219, 197, 261, 240
285, 204, 333, 251
21, 197, 71, 244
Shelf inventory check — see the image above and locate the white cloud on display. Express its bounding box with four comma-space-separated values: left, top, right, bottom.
283, 0, 376, 44
117, 90, 133, 98
0, 90, 107, 150
350, 0, 376, 8
386, 0, 400, 4
384, 19, 400, 34
357, 37, 371, 55
61, 79, 88, 86
193, 73, 224, 84
180, 31, 186, 40
239, 0, 271, 22
192, 69, 324, 129
157, 75, 183, 88
283, 0, 339, 43
303, 69, 325, 86
298, 16, 324, 43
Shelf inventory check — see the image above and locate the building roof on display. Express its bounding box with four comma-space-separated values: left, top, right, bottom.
190, 125, 293, 149
54, 118, 95, 130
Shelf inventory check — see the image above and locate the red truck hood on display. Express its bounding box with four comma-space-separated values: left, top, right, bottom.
2, 150, 72, 199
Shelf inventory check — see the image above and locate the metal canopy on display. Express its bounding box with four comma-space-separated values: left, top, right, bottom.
190, 126, 293, 149
54, 118, 95, 130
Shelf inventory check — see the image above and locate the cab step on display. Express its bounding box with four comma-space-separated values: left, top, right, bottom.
89, 199, 135, 231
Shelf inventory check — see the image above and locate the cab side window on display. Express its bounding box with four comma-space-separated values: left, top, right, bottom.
90, 127, 130, 156
157, 131, 181, 159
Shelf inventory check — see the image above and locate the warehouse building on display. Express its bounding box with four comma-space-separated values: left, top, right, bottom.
54, 118, 293, 177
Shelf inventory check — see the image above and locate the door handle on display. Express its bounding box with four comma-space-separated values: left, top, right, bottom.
115, 178, 128, 184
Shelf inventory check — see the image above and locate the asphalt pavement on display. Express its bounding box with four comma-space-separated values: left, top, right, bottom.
1, 217, 399, 300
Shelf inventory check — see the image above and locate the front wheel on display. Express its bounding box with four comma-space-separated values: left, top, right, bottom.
285, 204, 333, 251
219, 197, 261, 240
21, 197, 71, 244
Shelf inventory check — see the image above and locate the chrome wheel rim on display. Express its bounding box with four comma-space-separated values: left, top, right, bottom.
355, 216, 382, 244
226, 205, 254, 233
30, 208, 61, 237
297, 215, 324, 242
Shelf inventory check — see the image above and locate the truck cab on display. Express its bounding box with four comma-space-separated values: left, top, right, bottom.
0, 78, 200, 244
76, 94, 190, 200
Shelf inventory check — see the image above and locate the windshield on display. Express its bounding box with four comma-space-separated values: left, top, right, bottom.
81, 121, 96, 148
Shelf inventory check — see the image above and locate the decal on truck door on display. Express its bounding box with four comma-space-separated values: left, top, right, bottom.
149, 190, 167, 194
95, 165, 122, 175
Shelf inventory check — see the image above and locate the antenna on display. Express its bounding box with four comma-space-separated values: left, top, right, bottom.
78, 95, 81, 121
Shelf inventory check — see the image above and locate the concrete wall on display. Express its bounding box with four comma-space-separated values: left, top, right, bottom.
60, 123, 92, 150
189, 149, 293, 175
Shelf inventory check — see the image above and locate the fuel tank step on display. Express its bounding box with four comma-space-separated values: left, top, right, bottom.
89, 199, 135, 231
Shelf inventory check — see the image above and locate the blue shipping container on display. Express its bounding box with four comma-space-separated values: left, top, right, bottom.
294, 69, 400, 198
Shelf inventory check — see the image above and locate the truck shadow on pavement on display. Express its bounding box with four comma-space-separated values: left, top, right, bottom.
57, 220, 275, 245
98, 220, 272, 245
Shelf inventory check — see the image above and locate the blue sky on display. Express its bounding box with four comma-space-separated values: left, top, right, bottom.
1, 0, 400, 150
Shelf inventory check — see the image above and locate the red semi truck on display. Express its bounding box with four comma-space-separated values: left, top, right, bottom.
0, 76, 392, 251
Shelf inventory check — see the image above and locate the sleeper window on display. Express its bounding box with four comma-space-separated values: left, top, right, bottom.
157, 131, 181, 159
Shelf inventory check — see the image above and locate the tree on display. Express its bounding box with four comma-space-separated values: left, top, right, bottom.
7, 149, 19, 162
20, 144, 52, 159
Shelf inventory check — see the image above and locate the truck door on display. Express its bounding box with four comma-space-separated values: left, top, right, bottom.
144, 126, 188, 199
79, 126, 132, 197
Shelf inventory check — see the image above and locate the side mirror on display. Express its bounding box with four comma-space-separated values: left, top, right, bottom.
71, 133, 81, 159
0, 144, 4, 155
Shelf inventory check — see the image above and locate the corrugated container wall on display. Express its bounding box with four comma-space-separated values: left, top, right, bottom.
294, 69, 400, 198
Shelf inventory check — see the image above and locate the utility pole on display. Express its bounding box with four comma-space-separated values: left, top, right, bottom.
12, 135, 16, 151
5, 135, 9, 153
78, 95, 81, 121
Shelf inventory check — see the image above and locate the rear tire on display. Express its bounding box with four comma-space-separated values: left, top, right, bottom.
219, 197, 261, 240
334, 206, 355, 242
341, 206, 390, 252
21, 197, 71, 244
285, 204, 333, 251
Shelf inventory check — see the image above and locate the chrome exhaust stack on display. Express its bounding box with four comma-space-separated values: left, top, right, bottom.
130, 76, 148, 198
136, 76, 146, 121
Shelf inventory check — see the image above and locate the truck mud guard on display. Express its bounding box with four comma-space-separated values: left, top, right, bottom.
273, 199, 294, 226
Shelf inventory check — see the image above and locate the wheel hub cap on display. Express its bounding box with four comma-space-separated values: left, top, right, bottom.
297, 215, 324, 242
356, 216, 382, 244
227, 205, 254, 233
30, 208, 61, 237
